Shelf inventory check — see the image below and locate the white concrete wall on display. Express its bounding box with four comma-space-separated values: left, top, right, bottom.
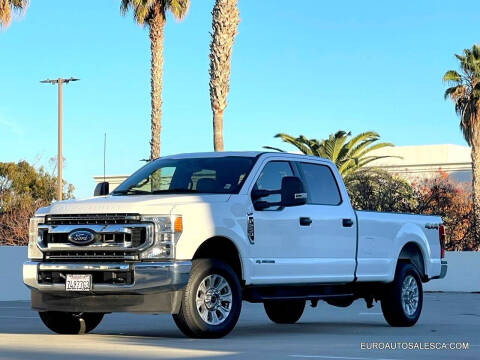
0, 246, 29, 301
0, 249, 478, 301
423, 251, 480, 292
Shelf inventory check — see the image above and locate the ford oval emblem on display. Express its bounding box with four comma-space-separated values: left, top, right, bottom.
68, 230, 96, 245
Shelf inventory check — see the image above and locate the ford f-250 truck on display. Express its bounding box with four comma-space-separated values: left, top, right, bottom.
23, 152, 447, 338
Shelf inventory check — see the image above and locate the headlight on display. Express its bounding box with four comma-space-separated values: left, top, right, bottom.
28, 216, 44, 260
140, 215, 182, 260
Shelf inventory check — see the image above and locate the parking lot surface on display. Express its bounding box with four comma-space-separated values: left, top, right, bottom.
0, 293, 478, 360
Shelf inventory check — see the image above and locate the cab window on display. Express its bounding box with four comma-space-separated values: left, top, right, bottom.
252, 161, 293, 209
297, 162, 341, 205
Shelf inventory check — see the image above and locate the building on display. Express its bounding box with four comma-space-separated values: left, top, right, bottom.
368, 144, 472, 183
92, 175, 129, 193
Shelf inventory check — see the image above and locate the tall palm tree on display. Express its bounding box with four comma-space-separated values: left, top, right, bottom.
264, 131, 394, 177
121, 0, 189, 159
209, 0, 240, 151
443, 43, 480, 239
0, 0, 28, 29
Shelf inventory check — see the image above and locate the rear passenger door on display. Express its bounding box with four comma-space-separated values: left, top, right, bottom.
294, 161, 357, 282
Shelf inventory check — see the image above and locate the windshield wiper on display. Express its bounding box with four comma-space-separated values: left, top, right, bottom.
151, 189, 199, 194
111, 189, 150, 196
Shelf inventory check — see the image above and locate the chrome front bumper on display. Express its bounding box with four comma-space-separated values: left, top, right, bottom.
23, 261, 191, 313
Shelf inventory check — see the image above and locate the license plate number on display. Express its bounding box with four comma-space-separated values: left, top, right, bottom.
66, 274, 92, 292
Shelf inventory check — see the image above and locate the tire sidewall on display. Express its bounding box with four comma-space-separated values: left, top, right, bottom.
184, 259, 242, 337
398, 265, 423, 323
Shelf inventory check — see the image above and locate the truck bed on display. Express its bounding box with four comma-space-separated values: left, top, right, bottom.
355, 210, 443, 282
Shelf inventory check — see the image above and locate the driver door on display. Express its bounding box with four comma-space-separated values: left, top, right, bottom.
248, 160, 311, 284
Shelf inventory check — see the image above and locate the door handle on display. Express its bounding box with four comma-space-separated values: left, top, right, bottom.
342, 218, 354, 227
299, 217, 312, 226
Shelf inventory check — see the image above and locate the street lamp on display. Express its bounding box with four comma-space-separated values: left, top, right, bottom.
40, 77, 79, 201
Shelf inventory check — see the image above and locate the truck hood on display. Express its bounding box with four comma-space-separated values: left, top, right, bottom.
38, 194, 231, 216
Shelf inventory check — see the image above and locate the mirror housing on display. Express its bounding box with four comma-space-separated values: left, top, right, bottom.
281, 176, 307, 207
94, 182, 109, 196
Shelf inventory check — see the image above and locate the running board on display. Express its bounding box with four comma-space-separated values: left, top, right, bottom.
243, 284, 356, 303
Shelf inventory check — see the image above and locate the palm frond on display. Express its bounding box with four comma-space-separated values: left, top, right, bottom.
353, 142, 394, 160
330, 132, 350, 163
444, 85, 465, 100
267, 130, 395, 177
274, 133, 313, 155
168, 0, 189, 20
0, 0, 28, 29
120, 0, 189, 25
442, 70, 462, 84
262, 146, 286, 153
120, 0, 130, 15
343, 133, 378, 159
444, 44, 480, 146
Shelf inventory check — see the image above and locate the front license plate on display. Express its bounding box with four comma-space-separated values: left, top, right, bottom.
66, 274, 92, 292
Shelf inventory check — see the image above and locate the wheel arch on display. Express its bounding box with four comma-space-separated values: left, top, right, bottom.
192, 236, 244, 283
392, 222, 431, 282
396, 241, 427, 281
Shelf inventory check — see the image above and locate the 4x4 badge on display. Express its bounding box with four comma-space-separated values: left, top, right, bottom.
247, 213, 254, 244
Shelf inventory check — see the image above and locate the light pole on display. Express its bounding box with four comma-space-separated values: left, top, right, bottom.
40, 77, 79, 201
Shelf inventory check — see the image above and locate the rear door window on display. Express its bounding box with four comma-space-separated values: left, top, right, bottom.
297, 162, 342, 205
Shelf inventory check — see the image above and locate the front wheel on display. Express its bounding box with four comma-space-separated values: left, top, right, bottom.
264, 300, 305, 324
381, 262, 423, 327
39, 311, 104, 334
173, 259, 242, 338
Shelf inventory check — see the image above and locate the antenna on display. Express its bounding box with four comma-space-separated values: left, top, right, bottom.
103, 133, 106, 183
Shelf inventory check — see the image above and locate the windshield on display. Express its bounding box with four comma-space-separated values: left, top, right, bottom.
112, 156, 256, 195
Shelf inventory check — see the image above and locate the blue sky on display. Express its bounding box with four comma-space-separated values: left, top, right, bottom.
0, 0, 478, 198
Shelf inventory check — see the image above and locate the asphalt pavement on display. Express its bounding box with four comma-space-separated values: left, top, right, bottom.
0, 293, 478, 360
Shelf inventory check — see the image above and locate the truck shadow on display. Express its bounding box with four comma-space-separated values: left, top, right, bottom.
95, 320, 390, 338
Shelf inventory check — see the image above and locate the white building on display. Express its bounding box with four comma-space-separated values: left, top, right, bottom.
92, 175, 129, 193
368, 144, 472, 183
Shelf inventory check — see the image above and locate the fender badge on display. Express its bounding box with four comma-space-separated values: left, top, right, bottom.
247, 213, 254, 244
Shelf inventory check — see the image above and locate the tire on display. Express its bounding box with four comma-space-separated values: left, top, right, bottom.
172, 259, 242, 338
264, 300, 305, 324
39, 311, 104, 334
381, 262, 423, 327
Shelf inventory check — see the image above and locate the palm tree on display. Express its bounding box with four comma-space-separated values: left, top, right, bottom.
0, 0, 28, 29
209, 0, 240, 151
264, 131, 394, 177
121, 0, 189, 159
443, 43, 480, 240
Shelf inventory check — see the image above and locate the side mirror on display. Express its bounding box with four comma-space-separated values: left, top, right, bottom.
281, 176, 307, 207
94, 182, 109, 196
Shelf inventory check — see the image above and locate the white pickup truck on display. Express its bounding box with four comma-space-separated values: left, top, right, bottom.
23, 152, 447, 338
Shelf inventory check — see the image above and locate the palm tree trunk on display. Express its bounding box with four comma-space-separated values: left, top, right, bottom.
209, 0, 240, 152
149, 10, 165, 160
213, 110, 224, 151
471, 144, 480, 242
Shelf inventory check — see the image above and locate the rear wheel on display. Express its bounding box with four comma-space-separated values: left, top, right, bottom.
39, 311, 104, 334
264, 300, 305, 324
381, 262, 423, 327
173, 259, 242, 338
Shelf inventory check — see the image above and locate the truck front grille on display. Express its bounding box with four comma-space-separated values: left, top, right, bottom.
39, 214, 152, 262
44, 227, 146, 248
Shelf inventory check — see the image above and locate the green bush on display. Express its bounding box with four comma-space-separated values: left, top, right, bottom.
0, 161, 74, 246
